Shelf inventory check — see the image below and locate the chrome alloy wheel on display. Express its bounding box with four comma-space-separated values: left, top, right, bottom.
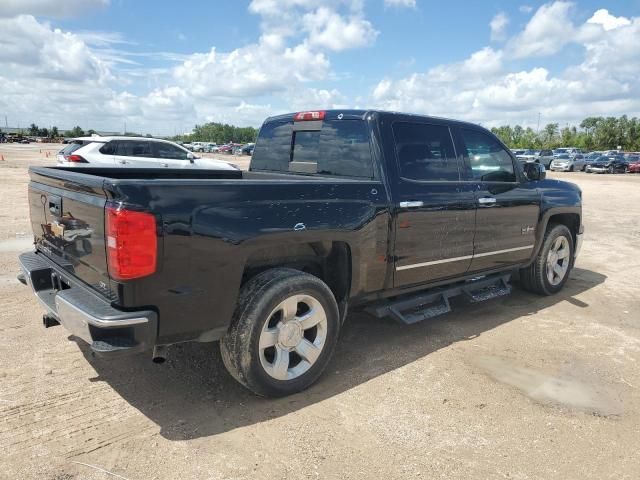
546, 236, 570, 286
259, 294, 328, 381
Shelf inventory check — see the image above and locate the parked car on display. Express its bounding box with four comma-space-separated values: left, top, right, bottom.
628, 156, 640, 173
18, 109, 583, 397
585, 155, 628, 173
56, 136, 237, 170
515, 149, 538, 163
549, 153, 586, 172
218, 144, 233, 154
553, 148, 583, 157
240, 143, 255, 156
57, 138, 96, 164
203, 143, 218, 153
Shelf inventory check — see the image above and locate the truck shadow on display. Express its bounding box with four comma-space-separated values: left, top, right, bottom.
78, 267, 605, 440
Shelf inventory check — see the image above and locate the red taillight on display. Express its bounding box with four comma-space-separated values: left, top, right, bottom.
106, 206, 157, 281
65, 154, 88, 163
294, 111, 325, 121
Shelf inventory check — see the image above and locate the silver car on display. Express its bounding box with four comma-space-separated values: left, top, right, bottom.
549, 153, 586, 172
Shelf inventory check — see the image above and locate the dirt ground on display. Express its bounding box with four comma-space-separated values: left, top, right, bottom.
1, 143, 639, 480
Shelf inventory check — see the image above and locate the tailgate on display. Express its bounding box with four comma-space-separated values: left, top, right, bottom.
28, 169, 112, 299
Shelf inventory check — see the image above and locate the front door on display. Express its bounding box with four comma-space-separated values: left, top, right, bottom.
391, 120, 476, 287
457, 127, 541, 273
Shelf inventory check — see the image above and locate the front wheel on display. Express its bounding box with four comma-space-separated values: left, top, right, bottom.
520, 224, 574, 295
220, 268, 340, 397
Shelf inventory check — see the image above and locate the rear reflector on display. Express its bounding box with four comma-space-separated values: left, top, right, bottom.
106, 206, 157, 281
65, 154, 88, 163
294, 111, 325, 121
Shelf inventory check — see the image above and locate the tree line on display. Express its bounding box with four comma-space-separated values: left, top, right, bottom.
172, 122, 258, 144
491, 116, 640, 151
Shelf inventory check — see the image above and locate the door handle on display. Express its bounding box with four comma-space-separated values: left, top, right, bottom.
161, 163, 169, 167
399, 201, 424, 208
478, 197, 496, 205
118, 159, 127, 164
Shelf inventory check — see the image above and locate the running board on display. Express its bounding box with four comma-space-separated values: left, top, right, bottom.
366, 274, 511, 325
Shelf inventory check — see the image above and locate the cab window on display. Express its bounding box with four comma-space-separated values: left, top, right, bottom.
392, 122, 459, 181
460, 129, 516, 182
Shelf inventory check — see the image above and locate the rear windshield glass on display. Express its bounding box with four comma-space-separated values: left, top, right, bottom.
59, 143, 83, 155
251, 119, 374, 179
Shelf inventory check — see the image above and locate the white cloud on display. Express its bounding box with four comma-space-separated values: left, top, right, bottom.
302, 7, 378, 51
586, 9, 631, 31
519, 5, 533, 14
0, 15, 110, 82
509, 1, 575, 58
372, 4, 640, 129
2, 0, 640, 137
172, 39, 329, 99
384, 0, 416, 8
490, 12, 509, 41
0, 0, 109, 18
285, 88, 347, 110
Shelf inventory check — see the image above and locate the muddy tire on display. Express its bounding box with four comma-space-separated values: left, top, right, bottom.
220, 268, 340, 397
520, 224, 574, 296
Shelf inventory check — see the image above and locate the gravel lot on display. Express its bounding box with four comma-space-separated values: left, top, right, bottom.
1, 143, 639, 479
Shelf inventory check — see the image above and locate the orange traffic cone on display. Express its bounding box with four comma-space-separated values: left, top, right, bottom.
1, 155, 4, 161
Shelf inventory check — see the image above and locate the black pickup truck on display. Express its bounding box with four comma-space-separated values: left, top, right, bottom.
19, 110, 583, 396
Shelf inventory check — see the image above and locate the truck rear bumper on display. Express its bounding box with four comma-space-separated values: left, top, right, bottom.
18, 251, 157, 357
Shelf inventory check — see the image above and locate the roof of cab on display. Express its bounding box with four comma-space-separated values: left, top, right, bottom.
263, 109, 485, 130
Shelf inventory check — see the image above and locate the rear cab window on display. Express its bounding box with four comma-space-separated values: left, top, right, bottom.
251, 113, 375, 179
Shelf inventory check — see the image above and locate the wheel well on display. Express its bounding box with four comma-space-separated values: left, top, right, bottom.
242, 241, 352, 305
547, 213, 580, 244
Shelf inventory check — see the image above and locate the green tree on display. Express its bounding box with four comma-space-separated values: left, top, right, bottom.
29, 123, 39, 136
66, 126, 85, 137
51, 126, 59, 138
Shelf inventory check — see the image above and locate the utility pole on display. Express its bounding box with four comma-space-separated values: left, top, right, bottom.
537, 112, 541, 134
124, 121, 127, 135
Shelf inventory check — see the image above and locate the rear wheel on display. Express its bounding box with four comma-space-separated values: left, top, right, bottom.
520, 224, 574, 295
220, 268, 340, 397
569, 165, 574, 172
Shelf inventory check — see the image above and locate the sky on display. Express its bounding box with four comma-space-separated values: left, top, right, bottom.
0, 0, 639, 135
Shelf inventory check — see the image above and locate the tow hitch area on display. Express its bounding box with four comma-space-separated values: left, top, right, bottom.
366, 274, 512, 325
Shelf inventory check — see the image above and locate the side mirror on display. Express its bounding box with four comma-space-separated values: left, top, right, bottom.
187, 152, 195, 163
523, 162, 546, 181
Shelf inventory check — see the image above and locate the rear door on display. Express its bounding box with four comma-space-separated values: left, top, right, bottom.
114, 140, 155, 167
389, 119, 476, 287
456, 127, 541, 273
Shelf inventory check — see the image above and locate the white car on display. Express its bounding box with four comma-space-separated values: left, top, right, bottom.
56, 136, 238, 170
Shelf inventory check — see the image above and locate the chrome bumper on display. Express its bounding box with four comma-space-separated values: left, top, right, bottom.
18, 251, 157, 356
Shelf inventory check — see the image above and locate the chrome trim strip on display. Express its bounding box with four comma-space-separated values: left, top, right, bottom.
55, 295, 149, 327
396, 245, 535, 271
396, 254, 473, 271
472, 245, 535, 258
